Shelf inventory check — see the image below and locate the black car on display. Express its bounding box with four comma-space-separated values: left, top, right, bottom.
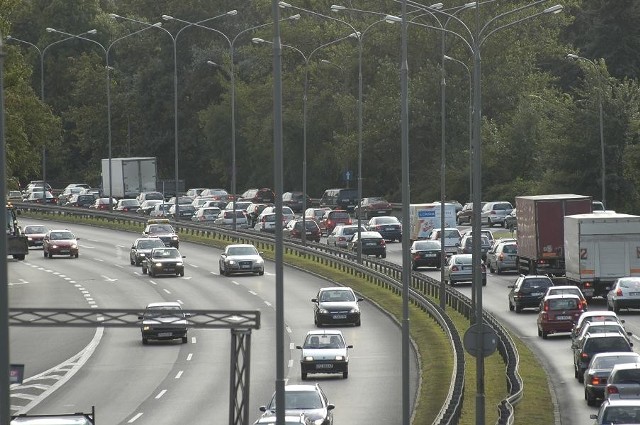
572, 332, 633, 383
142, 219, 179, 248
410, 239, 442, 270
68, 194, 97, 208
138, 301, 189, 344
141, 247, 185, 277
508, 275, 554, 313
348, 231, 386, 258
258, 384, 334, 425
312, 286, 363, 327
366, 216, 402, 242
282, 191, 310, 213
130, 237, 166, 266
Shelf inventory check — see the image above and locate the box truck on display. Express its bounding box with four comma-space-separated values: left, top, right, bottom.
515, 194, 592, 275
565, 213, 640, 299
409, 203, 457, 242
101, 157, 157, 199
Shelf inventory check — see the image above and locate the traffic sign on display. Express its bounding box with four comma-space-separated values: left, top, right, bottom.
463, 323, 498, 358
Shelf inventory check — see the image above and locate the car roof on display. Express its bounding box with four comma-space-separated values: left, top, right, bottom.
585, 332, 628, 340
305, 329, 343, 337
611, 362, 640, 371
283, 384, 321, 392
358, 231, 383, 238
544, 294, 580, 300
146, 301, 181, 308
602, 397, 640, 406
319, 286, 353, 292
135, 237, 163, 242
592, 352, 640, 361
227, 244, 256, 249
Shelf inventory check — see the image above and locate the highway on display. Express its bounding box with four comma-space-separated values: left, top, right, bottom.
383, 227, 640, 425
9, 219, 419, 424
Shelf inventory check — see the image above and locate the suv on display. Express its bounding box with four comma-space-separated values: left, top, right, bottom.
319, 188, 359, 212
573, 332, 633, 383
507, 275, 554, 313
138, 301, 190, 344
481, 201, 514, 227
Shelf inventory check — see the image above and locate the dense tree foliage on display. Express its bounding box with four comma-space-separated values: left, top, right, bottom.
2, 0, 639, 212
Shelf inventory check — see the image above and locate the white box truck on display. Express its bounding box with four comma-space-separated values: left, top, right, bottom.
101, 157, 157, 199
409, 203, 457, 242
564, 213, 640, 299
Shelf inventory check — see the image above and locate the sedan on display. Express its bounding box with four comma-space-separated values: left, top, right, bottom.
138, 301, 189, 345
23, 225, 48, 248
606, 363, 640, 400
348, 231, 386, 258
129, 237, 166, 266
296, 330, 352, 380
25, 191, 57, 204
169, 203, 196, 220
284, 219, 321, 243
191, 207, 221, 222
326, 224, 366, 248
354, 197, 393, 219
219, 244, 265, 276
607, 277, 640, 313
258, 384, 334, 425
486, 241, 518, 274
366, 216, 402, 242
115, 198, 140, 213
410, 240, 442, 270
43, 229, 80, 258
90, 197, 117, 210
590, 398, 640, 424
137, 200, 163, 215
141, 247, 185, 277
214, 210, 249, 227
584, 352, 640, 406
443, 254, 486, 286
312, 286, 363, 327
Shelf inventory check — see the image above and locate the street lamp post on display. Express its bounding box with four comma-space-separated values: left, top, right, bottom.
112, 11, 237, 217
252, 34, 355, 245
566, 53, 607, 207
162, 14, 301, 231
46, 25, 160, 210
6, 30, 97, 202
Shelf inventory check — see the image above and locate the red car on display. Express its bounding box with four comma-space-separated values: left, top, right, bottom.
43, 229, 80, 258
354, 197, 393, 219
90, 197, 116, 210
23, 224, 48, 248
321, 210, 352, 236
537, 294, 584, 339
284, 219, 321, 243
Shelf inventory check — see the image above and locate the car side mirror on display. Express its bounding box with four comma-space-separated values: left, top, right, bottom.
628, 332, 633, 336
327, 404, 335, 411
590, 414, 597, 420
347, 344, 353, 349
357, 297, 364, 302
295, 345, 302, 349
76, 238, 80, 241
259, 406, 267, 412
311, 298, 318, 303
507, 285, 514, 289
137, 315, 143, 320
182, 255, 186, 258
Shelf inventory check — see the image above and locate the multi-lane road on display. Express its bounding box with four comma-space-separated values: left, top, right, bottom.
9, 219, 418, 424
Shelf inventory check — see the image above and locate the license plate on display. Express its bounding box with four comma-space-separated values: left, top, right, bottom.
631, 292, 640, 296
241, 264, 250, 269
60, 250, 69, 253
583, 288, 595, 296
306, 231, 311, 235
424, 253, 437, 257
316, 364, 333, 369
531, 292, 543, 296
378, 210, 386, 214
366, 242, 376, 246
386, 226, 394, 231
332, 314, 347, 319
556, 315, 571, 320
158, 332, 172, 337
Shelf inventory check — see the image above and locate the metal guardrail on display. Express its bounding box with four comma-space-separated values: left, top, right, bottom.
14, 203, 523, 425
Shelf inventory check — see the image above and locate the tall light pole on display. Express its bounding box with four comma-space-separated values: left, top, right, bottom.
278, 1, 399, 263
252, 34, 355, 245
112, 11, 237, 217
46, 25, 160, 209
566, 53, 607, 207
6, 30, 97, 201
162, 13, 301, 231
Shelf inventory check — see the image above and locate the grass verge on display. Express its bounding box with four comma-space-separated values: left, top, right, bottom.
20, 211, 553, 424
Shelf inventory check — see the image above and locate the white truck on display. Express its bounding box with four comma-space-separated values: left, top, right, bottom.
101, 157, 157, 199
564, 213, 640, 299
408, 203, 457, 242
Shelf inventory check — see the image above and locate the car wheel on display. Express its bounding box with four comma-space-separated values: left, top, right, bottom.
142, 267, 147, 274
142, 337, 148, 345
489, 263, 495, 273
613, 302, 620, 314
148, 269, 154, 277
74, 253, 79, 258
130, 258, 135, 265
412, 263, 417, 271
537, 327, 542, 337
355, 318, 361, 327
515, 305, 522, 313
179, 270, 185, 277
509, 301, 514, 311
585, 389, 596, 406
482, 280, 487, 286
43, 251, 48, 258
181, 336, 188, 344
541, 329, 548, 339
382, 252, 387, 259
301, 372, 307, 380
343, 370, 349, 379
259, 270, 264, 276
578, 372, 584, 384
574, 366, 580, 379
496, 266, 503, 275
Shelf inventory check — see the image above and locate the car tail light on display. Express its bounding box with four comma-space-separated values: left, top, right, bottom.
347, 218, 352, 224
490, 211, 496, 215
543, 302, 549, 312
498, 254, 504, 261
617, 288, 623, 296
451, 265, 459, 272
481, 264, 486, 272
584, 281, 592, 288
607, 386, 619, 395
591, 376, 602, 385
413, 254, 420, 260
338, 236, 346, 242
380, 239, 386, 246
581, 352, 590, 360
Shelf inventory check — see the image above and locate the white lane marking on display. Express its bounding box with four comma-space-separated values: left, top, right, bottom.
248, 290, 258, 296
186, 353, 193, 361
210, 271, 219, 276
149, 280, 158, 285
288, 359, 293, 368
127, 412, 143, 423
289, 343, 295, 350
183, 276, 192, 280
286, 327, 292, 334
155, 390, 167, 399
191, 264, 199, 269
93, 258, 103, 261
177, 300, 184, 305
264, 301, 272, 307
191, 336, 196, 344
163, 289, 171, 294
175, 371, 183, 379
101, 275, 118, 282
633, 335, 640, 342
114, 264, 124, 269
233, 281, 239, 285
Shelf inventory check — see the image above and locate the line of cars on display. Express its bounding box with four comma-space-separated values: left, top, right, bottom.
23, 224, 81, 259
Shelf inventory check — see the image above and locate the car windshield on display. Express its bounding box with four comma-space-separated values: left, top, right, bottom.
602, 406, 640, 423
304, 334, 345, 349
49, 231, 74, 240
612, 369, 640, 382
120, 200, 139, 206
273, 391, 323, 410
319, 290, 355, 302
144, 306, 183, 319
493, 203, 511, 210
138, 240, 164, 249
548, 298, 578, 310
374, 217, 398, 224
443, 230, 460, 238
521, 279, 551, 289
549, 288, 580, 297
414, 241, 440, 250
587, 337, 630, 352
25, 226, 47, 234
620, 279, 640, 290
149, 224, 173, 233
592, 355, 639, 369
152, 249, 180, 259
454, 256, 472, 265
502, 244, 517, 254
227, 246, 258, 256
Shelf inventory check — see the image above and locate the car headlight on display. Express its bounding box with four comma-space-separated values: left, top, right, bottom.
51, 244, 59, 249
71, 244, 78, 249
172, 236, 178, 240
143, 325, 151, 331
155, 262, 162, 267
349, 307, 359, 313
256, 258, 264, 265
304, 356, 314, 361
139, 253, 146, 257
319, 308, 328, 314
335, 355, 344, 361
177, 262, 183, 266
228, 260, 237, 265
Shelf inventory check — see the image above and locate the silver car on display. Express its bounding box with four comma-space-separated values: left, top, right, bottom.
607, 363, 640, 400
443, 254, 487, 286
326, 224, 366, 248
480, 201, 513, 227
607, 277, 640, 313
486, 241, 517, 274
219, 244, 265, 276
296, 330, 352, 380
591, 397, 640, 424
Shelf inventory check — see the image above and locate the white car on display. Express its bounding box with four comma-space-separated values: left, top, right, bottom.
219, 244, 265, 276
296, 330, 352, 380
428, 227, 462, 255
214, 210, 248, 227
257, 206, 295, 224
